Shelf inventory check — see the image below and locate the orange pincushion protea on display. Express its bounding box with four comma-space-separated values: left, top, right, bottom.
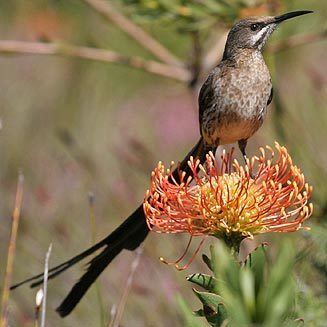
143, 143, 313, 240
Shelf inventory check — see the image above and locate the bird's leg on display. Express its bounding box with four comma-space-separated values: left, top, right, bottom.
205, 143, 218, 157
203, 141, 219, 169
238, 139, 248, 164
238, 139, 255, 178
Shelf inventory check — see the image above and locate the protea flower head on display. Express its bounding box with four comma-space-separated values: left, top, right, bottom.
143, 143, 313, 245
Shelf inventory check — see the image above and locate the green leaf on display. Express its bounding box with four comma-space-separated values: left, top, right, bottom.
176, 294, 205, 327
205, 304, 228, 327
247, 245, 267, 298
256, 241, 296, 324
193, 289, 224, 312
193, 309, 205, 317
187, 273, 218, 292
202, 253, 213, 271
210, 243, 241, 293
193, 298, 228, 327
240, 268, 255, 316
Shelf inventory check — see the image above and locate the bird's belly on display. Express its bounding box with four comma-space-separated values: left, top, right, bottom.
202, 107, 265, 146
218, 118, 262, 144
201, 62, 271, 147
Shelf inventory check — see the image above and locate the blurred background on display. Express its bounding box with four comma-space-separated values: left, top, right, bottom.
0, 0, 326, 326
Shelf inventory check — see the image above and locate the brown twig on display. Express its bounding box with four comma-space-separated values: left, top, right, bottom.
0, 172, 24, 327
268, 31, 327, 53
81, 0, 182, 66
108, 247, 143, 327
0, 41, 191, 82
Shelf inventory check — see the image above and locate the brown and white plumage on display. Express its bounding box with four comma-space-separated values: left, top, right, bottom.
199, 49, 272, 148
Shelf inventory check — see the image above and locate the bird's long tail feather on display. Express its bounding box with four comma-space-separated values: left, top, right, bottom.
11, 137, 215, 317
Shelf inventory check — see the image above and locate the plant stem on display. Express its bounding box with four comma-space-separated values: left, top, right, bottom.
220, 232, 244, 257
0, 172, 24, 327
108, 247, 143, 327
40, 244, 52, 327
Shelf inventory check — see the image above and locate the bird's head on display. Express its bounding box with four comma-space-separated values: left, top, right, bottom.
223, 10, 313, 59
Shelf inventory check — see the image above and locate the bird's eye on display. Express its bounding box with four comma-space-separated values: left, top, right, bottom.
250, 23, 260, 31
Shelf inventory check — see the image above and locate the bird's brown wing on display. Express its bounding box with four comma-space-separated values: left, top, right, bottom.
267, 87, 273, 106
198, 66, 223, 136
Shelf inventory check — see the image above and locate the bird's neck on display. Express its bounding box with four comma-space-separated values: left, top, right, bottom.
222, 48, 265, 67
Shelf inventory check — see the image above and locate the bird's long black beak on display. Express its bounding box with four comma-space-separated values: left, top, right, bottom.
274, 10, 313, 23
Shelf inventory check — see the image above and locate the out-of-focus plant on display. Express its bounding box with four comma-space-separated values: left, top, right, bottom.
178, 238, 327, 327
294, 221, 327, 326
116, 0, 274, 32
305, 222, 327, 281
182, 242, 301, 327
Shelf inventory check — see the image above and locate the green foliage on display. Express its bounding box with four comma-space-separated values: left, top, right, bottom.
292, 222, 327, 326
295, 287, 327, 327
115, 0, 267, 31
183, 241, 301, 326
177, 294, 205, 327
187, 273, 218, 292
306, 222, 327, 277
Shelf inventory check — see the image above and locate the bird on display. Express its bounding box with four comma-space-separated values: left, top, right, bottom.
11, 10, 313, 317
